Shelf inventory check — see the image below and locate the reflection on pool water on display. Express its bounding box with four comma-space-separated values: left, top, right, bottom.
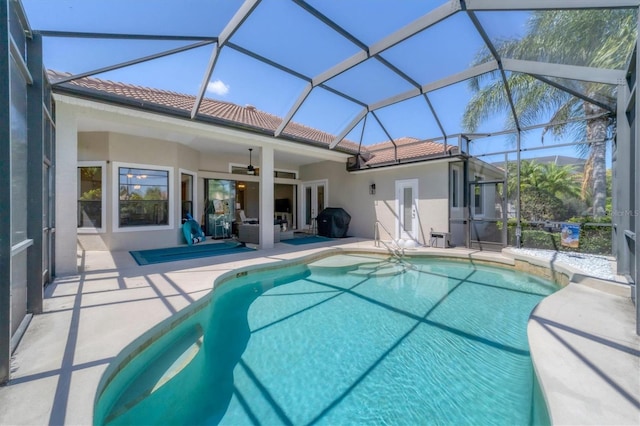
94, 253, 558, 425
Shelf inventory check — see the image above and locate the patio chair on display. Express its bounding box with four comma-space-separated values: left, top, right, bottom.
237, 209, 258, 224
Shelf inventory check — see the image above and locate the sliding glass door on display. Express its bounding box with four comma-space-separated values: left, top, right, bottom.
204, 179, 236, 238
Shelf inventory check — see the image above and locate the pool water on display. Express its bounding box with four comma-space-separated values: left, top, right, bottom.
95, 254, 558, 425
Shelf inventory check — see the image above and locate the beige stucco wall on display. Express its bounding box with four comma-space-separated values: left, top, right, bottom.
78, 132, 109, 160
77, 132, 203, 251
300, 160, 451, 245
198, 151, 242, 174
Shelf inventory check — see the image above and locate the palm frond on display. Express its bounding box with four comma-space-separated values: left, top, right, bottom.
462, 79, 511, 132
464, 9, 633, 218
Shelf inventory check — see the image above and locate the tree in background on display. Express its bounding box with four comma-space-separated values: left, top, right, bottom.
507, 160, 581, 221
463, 9, 636, 217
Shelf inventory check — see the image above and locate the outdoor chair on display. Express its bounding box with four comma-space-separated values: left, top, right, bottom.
237, 209, 258, 224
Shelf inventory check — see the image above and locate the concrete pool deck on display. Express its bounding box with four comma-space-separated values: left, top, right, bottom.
0, 239, 638, 425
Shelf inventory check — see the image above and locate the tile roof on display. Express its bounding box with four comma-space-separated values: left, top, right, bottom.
364, 137, 457, 166
49, 71, 456, 167
49, 71, 361, 154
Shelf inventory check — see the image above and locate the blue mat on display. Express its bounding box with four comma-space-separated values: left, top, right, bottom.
281, 235, 333, 246
130, 241, 254, 265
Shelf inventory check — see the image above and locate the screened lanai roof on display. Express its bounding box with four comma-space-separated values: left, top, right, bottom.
21, 0, 637, 165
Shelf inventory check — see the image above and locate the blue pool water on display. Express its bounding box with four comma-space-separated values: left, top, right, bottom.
95, 254, 558, 425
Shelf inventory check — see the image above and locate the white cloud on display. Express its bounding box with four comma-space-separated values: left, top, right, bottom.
206, 80, 230, 96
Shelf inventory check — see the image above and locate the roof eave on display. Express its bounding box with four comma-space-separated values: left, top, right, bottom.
349, 151, 465, 172
52, 83, 359, 156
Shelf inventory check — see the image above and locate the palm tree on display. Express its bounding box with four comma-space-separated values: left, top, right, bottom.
507, 160, 582, 220
463, 9, 636, 217
538, 162, 581, 200
507, 159, 543, 198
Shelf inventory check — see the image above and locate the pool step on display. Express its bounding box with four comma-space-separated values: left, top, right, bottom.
103, 325, 204, 424
348, 261, 410, 277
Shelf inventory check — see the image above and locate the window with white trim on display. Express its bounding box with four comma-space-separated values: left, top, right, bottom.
180, 171, 196, 220
118, 166, 169, 227
77, 162, 106, 232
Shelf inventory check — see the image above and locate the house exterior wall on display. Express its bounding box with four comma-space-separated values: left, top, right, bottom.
199, 151, 248, 173
61, 99, 499, 258
71, 122, 501, 254
300, 160, 450, 245
53, 94, 353, 260
73, 129, 310, 252
77, 131, 202, 251
78, 131, 109, 158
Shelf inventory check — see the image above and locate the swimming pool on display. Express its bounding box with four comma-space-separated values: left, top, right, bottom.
94, 253, 558, 425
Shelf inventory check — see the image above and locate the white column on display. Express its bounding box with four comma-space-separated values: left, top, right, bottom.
54, 103, 78, 275
259, 146, 275, 249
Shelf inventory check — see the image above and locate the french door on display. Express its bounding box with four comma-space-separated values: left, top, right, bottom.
301, 180, 327, 231
396, 179, 418, 240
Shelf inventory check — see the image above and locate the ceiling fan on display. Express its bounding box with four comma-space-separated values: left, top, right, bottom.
247, 148, 255, 175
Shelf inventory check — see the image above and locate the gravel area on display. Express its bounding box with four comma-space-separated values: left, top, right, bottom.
509, 248, 616, 281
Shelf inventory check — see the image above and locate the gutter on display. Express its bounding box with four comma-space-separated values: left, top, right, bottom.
51, 84, 360, 157
348, 153, 469, 173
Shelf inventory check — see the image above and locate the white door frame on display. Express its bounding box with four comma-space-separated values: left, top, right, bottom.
395, 179, 419, 240
179, 168, 198, 221
300, 179, 328, 230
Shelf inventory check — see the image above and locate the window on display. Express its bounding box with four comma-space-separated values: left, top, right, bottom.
78, 165, 104, 230
180, 171, 196, 220
451, 168, 459, 208
474, 175, 484, 216
230, 163, 298, 179
118, 166, 169, 227
275, 170, 296, 179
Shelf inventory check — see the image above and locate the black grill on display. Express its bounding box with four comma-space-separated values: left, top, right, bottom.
316, 207, 351, 238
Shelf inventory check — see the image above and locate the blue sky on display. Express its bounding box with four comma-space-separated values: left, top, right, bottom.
22, 0, 605, 160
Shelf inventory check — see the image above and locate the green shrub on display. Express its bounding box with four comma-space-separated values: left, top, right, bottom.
567, 215, 612, 224
507, 222, 612, 255
521, 230, 560, 250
